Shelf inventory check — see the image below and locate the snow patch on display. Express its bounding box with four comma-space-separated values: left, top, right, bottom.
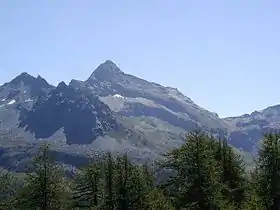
23, 91, 27, 94
25, 98, 33, 102
7, 100, 16, 105
113, 94, 124, 99
1, 99, 5, 102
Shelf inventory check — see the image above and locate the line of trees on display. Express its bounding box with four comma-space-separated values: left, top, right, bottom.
1, 130, 280, 209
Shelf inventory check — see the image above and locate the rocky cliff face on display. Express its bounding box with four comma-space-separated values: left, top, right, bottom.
224, 105, 280, 152
0, 60, 278, 171
0, 73, 54, 132
0, 72, 53, 103
70, 60, 227, 135
18, 81, 118, 145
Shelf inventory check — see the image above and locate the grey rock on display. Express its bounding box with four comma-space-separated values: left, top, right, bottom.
1, 61, 273, 171
70, 60, 227, 134
18, 83, 118, 145
224, 104, 280, 152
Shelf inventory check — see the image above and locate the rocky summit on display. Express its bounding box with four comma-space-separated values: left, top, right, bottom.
70, 60, 227, 134
0, 60, 278, 171
18, 81, 118, 145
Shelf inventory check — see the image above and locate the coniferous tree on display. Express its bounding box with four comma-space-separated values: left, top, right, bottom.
214, 137, 247, 208
125, 163, 149, 209
142, 162, 155, 188
146, 189, 174, 210
161, 130, 222, 209
73, 152, 160, 210
0, 169, 20, 210
72, 160, 101, 209
253, 133, 280, 209
115, 153, 130, 210
102, 152, 115, 210
113, 153, 155, 209
244, 171, 262, 210
16, 143, 69, 210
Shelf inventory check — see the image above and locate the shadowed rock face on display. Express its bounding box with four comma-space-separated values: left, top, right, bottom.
0, 73, 54, 116
70, 60, 227, 134
69, 60, 280, 154
225, 105, 280, 152
19, 82, 117, 144
1, 72, 53, 99
2, 60, 280, 173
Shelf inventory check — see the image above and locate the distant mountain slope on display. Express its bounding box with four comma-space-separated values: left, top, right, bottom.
70, 60, 227, 135
18, 81, 118, 144
0, 73, 54, 132
224, 105, 280, 152
0, 72, 53, 103
1, 60, 276, 171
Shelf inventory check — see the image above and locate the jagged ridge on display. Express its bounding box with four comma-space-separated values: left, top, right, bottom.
18, 82, 117, 144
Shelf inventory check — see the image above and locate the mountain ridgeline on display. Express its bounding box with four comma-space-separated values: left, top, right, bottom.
18, 81, 118, 145
0, 60, 279, 170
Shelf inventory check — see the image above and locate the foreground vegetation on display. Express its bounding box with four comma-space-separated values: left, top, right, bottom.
1, 130, 280, 209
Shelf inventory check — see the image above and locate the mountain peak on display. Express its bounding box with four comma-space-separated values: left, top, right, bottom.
13, 72, 33, 80
6, 72, 52, 89
19, 82, 117, 144
8, 72, 36, 86
104, 60, 117, 65
36, 74, 44, 80
19, 72, 31, 77
57, 81, 67, 88
88, 60, 123, 81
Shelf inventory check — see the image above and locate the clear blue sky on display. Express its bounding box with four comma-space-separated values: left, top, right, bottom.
0, 1, 280, 117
